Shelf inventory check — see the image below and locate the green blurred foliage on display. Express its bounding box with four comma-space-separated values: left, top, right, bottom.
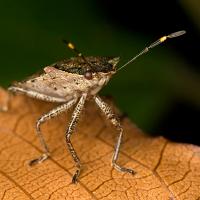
0, 0, 199, 131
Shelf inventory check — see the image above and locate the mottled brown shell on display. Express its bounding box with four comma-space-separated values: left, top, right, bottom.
51, 56, 119, 75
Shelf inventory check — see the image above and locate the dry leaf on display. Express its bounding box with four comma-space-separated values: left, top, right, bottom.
0, 88, 199, 200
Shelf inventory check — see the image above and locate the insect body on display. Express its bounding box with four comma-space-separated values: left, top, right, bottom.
7, 30, 186, 183
10, 56, 118, 103
8, 56, 127, 184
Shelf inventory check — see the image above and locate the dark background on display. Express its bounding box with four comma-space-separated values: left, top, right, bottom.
0, 0, 199, 144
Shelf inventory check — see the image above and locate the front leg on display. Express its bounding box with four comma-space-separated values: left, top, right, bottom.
94, 95, 135, 175
29, 98, 77, 166
65, 93, 87, 183
1, 86, 67, 112
8, 86, 67, 103
0, 90, 11, 112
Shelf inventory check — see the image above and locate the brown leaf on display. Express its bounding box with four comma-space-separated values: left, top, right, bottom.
0, 88, 199, 200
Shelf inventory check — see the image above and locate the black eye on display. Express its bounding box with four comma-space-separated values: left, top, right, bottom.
84, 71, 93, 80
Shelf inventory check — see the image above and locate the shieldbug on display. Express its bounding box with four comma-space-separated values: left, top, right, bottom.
6, 30, 186, 183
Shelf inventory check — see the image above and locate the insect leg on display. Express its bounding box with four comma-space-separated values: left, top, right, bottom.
29, 98, 77, 166
94, 95, 135, 175
0, 91, 12, 112
8, 86, 66, 103
66, 93, 87, 183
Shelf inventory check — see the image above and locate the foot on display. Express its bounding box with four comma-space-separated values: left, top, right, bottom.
0, 105, 8, 112
29, 153, 49, 166
113, 163, 135, 175
72, 168, 81, 184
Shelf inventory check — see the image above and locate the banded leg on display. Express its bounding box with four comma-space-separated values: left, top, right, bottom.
8, 86, 67, 103
94, 96, 134, 174
66, 93, 87, 183
0, 91, 12, 112
29, 98, 77, 166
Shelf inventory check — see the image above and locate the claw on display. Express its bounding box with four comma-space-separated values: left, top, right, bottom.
72, 169, 81, 184
120, 167, 135, 175
29, 153, 49, 166
0, 105, 8, 112
113, 163, 136, 175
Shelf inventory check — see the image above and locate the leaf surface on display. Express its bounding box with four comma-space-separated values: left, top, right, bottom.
0, 89, 199, 200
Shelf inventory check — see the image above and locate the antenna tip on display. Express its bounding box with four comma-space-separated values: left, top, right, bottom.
168, 30, 186, 38
62, 40, 75, 50
62, 39, 68, 44
67, 42, 75, 50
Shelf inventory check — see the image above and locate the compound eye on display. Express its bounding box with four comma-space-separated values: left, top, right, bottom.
84, 70, 93, 80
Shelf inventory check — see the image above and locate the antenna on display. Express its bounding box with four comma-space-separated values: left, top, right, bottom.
117, 30, 186, 72
62, 40, 95, 72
